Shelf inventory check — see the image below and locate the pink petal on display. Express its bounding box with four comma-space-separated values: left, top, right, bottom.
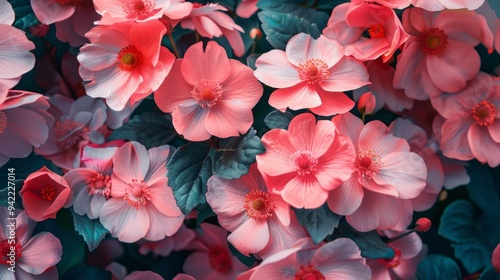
172, 102, 211, 141
315, 134, 356, 190
99, 199, 150, 242
254, 50, 302, 88
258, 129, 297, 177
0, 0, 14, 25
144, 206, 184, 240
327, 174, 364, 215
0, 25, 35, 80
269, 83, 322, 111
181, 41, 231, 85
287, 113, 336, 155
112, 142, 150, 182
468, 123, 500, 167
487, 119, 500, 142
228, 219, 269, 256
440, 117, 475, 161
331, 112, 364, 147
221, 60, 263, 106
281, 176, 328, 209
205, 99, 254, 138
30, 0, 75, 24
320, 57, 369, 92
389, 232, 423, 259
310, 89, 355, 116
221, 27, 245, 57
257, 215, 306, 259
286, 34, 344, 68
358, 121, 410, 157
154, 59, 194, 113
347, 191, 399, 231
18, 232, 62, 274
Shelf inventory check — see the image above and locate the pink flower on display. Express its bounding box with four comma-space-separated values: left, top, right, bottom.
254, 33, 369, 116
393, 8, 493, 100
431, 72, 500, 167
154, 41, 262, 141
35, 95, 108, 171
64, 144, 121, 219
256, 113, 356, 209
368, 233, 427, 280
124, 271, 164, 280
493, 243, 500, 273
206, 164, 306, 259
161, 0, 193, 29
236, 0, 259, 18
173, 274, 195, 280
0, 209, 62, 279
411, 0, 485, 11
78, 20, 175, 111
94, 0, 171, 25
477, 1, 500, 54
237, 238, 371, 280
323, 2, 410, 63
20, 166, 72, 222
0, 0, 35, 88
183, 223, 248, 280
180, 3, 245, 56
0, 86, 54, 167
139, 225, 195, 257
354, 59, 414, 114
328, 113, 427, 231
54, 1, 100, 47
30, 0, 90, 24
352, 0, 411, 9
99, 142, 184, 242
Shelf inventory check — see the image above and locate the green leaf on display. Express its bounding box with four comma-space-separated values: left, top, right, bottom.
294, 204, 340, 244
258, 11, 320, 50
212, 128, 265, 179
488, 0, 500, 18
257, 2, 328, 30
453, 241, 491, 274
109, 112, 177, 148
72, 211, 109, 252
228, 242, 256, 268
167, 142, 212, 214
333, 223, 394, 259
10, 0, 40, 31
264, 110, 294, 129
438, 200, 480, 243
416, 255, 462, 280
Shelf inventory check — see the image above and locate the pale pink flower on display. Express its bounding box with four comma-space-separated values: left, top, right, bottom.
477, 1, 500, 54
99, 142, 184, 242
394, 8, 493, 100
78, 20, 175, 111
94, 0, 171, 25
493, 244, 500, 273
237, 238, 371, 280
354, 59, 414, 114
183, 223, 248, 280
368, 233, 427, 280
173, 274, 195, 280
54, 1, 100, 47
35, 95, 108, 171
256, 113, 356, 209
431, 72, 500, 167
323, 2, 409, 63
124, 271, 164, 280
139, 225, 195, 257
160, 0, 193, 29
0, 0, 35, 88
352, 0, 411, 9
30, 0, 90, 24
411, 0, 485, 11
0, 86, 54, 167
64, 144, 121, 219
328, 113, 427, 231
0, 209, 62, 279
180, 3, 245, 56
254, 33, 369, 116
236, 0, 259, 18
206, 164, 306, 259
154, 41, 262, 141
105, 262, 127, 280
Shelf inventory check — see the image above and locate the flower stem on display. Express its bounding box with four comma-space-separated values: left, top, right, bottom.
168, 33, 180, 58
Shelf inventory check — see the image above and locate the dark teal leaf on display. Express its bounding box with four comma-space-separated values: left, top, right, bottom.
10, 0, 40, 31
212, 128, 265, 179
452, 241, 491, 274
61, 264, 112, 280
416, 255, 462, 280
196, 203, 216, 226
228, 242, 256, 267
466, 161, 500, 214
264, 110, 294, 129
314, 0, 350, 10
294, 204, 340, 244
480, 265, 500, 280
72, 211, 109, 252
167, 142, 212, 214
257, 2, 328, 30
108, 112, 176, 149
438, 200, 480, 243
258, 11, 320, 50
488, 0, 500, 18
334, 223, 394, 259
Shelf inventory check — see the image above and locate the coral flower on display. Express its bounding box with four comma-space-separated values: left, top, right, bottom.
0, 0, 36, 88
237, 238, 371, 280
254, 33, 369, 116
411, 0, 485, 11
19, 166, 72, 222
94, 0, 172, 25
393, 8, 493, 100
183, 223, 248, 280
256, 113, 356, 209
0, 209, 62, 279
328, 113, 427, 231
431, 73, 500, 167
206, 164, 306, 259
236, 0, 259, 18
180, 3, 245, 56
99, 142, 184, 242
323, 2, 410, 62
0, 86, 54, 167
78, 20, 175, 111
154, 41, 263, 141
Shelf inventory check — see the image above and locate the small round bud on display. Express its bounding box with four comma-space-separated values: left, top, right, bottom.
250, 28, 262, 40
416, 218, 431, 233
357, 91, 376, 115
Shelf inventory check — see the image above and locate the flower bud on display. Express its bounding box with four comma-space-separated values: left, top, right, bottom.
415, 217, 431, 233
357, 91, 376, 115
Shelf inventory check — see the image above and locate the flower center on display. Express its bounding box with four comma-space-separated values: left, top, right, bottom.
423, 28, 448, 55
356, 149, 382, 179
87, 174, 112, 198
208, 246, 232, 272
191, 79, 223, 108
0, 111, 7, 134
377, 249, 402, 268
192, 3, 203, 8
0, 239, 22, 265
122, 0, 154, 17
291, 151, 318, 176
368, 23, 385, 39
54, 0, 79, 5
124, 179, 150, 209
41, 185, 56, 201
298, 59, 329, 84
471, 100, 496, 126
117, 45, 144, 71
294, 264, 325, 280
244, 189, 275, 220
53, 119, 90, 151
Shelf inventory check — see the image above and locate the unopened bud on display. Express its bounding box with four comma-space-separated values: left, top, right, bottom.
250, 28, 262, 40
357, 91, 376, 115
416, 218, 431, 233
